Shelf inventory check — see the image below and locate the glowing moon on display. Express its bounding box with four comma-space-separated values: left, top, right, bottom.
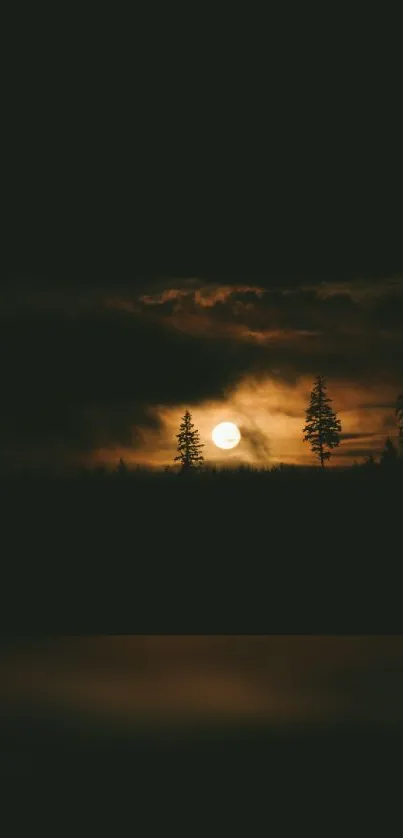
212, 422, 241, 450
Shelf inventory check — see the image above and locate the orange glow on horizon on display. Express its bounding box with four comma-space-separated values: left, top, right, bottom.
91, 375, 399, 470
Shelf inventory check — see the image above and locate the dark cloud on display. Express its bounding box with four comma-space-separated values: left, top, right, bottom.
136, 283, 403, 384
337, 447, 385, 460
8, 272, 403, 301
137, 281, 402, 338
1, 275, 403, 461
0, 304, 269, 454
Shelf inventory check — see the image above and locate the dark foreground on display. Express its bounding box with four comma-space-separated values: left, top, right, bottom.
1, 635, 402, 828
0, 467, 403, 632
2, 713, 402, 830
2, 712, 403, 781
0, 463, 402, 630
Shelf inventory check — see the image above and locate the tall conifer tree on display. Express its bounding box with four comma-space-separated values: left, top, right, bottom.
174, 410, 204, 470
303, 375, 341, 467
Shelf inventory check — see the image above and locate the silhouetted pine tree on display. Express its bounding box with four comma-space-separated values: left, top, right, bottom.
303, 375, 341, 467
363, 454, 376, 468
380, 436, 398, 467
117, 457, 128, 475
174, 410, 204, 471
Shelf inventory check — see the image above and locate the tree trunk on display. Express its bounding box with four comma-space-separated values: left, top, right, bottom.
318, 381, 324, 467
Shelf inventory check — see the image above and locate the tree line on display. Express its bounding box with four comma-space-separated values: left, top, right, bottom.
174, 376, 403, 471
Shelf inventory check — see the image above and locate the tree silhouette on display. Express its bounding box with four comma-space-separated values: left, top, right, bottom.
117, 457, 128, 475
363, 454, 376, 468
174, 410, 204, 471
396, 394, 403, 456
303, 375, 341, 467
380, 436, 398, 467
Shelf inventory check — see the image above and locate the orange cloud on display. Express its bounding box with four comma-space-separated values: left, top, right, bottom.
92, 375, 399, 469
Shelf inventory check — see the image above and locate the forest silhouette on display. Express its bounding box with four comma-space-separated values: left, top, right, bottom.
2, 455, 402, 631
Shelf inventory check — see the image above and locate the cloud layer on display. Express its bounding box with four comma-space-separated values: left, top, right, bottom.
1, 275, 402, 466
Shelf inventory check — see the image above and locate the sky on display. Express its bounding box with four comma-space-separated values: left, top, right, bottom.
4, 0, 403, 474
1, 273, 402, 470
